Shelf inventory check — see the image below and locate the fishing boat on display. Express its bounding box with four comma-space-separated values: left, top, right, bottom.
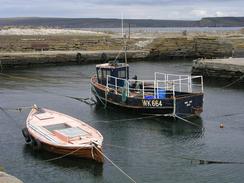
90, 62, 204, 118
22, 105, 104, 163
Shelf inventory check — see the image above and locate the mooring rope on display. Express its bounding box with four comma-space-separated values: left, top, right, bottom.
0, 73, 41, 81
93, 145, 137, 183
43, 147, 84, 162
113, 47, 125, 63
174, 114, 203, 129
1, 104, 242, 167
0, 107, 23, 128
104, 143, 244, 165
93, 114, 166, 124
0, 104, 202, 129
179, 156, 244, 165
0, 106, 33, 112
65, 96, 96, 105
91, 86, 107, 107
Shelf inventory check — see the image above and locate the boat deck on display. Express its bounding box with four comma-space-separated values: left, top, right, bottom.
27, 108, 102, 146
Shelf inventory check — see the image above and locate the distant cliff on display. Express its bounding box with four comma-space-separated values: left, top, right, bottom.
199, 17, 244, 27
0, 17, 243, 28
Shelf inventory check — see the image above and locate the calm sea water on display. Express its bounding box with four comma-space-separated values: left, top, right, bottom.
0, 60, 244, 183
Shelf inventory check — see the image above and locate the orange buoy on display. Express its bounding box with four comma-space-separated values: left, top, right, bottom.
220, 123, 224, 128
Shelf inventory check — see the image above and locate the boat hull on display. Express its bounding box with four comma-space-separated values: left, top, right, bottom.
23, 107, 104, 163
91, 80, 203, 118
28, 132, 104, 163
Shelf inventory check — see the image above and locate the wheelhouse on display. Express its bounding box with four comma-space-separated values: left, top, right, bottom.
96, 62, 129, 87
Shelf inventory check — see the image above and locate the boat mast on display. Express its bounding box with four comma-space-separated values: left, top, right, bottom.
121, 13, 128, 79
121, 13, 124, 38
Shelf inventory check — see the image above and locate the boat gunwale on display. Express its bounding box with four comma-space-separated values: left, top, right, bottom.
26, 107, 103, 148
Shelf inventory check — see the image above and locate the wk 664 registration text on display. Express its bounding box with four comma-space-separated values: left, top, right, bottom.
142, 100, 163, 107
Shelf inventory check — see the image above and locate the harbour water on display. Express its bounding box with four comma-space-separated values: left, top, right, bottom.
0, 60, 244, 183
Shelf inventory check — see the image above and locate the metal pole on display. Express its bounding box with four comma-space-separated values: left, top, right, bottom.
166, 74, 169, 90
142, 80, 145, 99
127, 80, 130, 97
188, 76, 190, 92
201, 76, 204, 93
190, 76, 192, 93
115, 78, 117, 94
173, 84, 176, 116
179, 75, 182, 92
154, 80, 156, 98
106, 75, 109, 90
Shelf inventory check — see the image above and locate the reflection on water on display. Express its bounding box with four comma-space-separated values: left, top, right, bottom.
93, 105, 204, 136
0, 60, 244, 183
22, 145, 103, 176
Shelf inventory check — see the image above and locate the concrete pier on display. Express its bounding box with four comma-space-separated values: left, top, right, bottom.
0, 50, 149, 69
191, 57, 244, 80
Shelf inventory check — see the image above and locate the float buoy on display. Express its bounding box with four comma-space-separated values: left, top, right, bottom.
100, 53, 107, 63
76, 53, 84, 64
22, 128, 31, 144
220, 123, 224, 128
31, 137, 41, 150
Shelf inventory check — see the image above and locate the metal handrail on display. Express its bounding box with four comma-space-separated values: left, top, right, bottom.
106, 73, 203, 99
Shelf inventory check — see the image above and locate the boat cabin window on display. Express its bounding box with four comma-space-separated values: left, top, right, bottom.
96, 63, 129, 86
97, 69, 102, 80
118, 70, 126, 78
102, 70, 111, 79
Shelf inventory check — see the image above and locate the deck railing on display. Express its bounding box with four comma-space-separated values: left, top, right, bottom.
106, 72, 203, 99
154, 72, 203, 93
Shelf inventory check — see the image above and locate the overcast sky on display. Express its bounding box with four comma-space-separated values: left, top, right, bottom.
0, 0, 243, 20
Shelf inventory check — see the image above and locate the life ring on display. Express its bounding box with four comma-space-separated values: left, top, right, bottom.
22, 128, 31, 144
76, 53, 84, 64
100, 53, 107, 63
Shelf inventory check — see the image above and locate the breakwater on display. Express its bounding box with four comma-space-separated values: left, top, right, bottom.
0, 50, 149, 69
191, 58, 244, 81
1, 28, 244, 70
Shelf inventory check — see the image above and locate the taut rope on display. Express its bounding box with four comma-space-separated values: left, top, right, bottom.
93, 145, 137, 183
